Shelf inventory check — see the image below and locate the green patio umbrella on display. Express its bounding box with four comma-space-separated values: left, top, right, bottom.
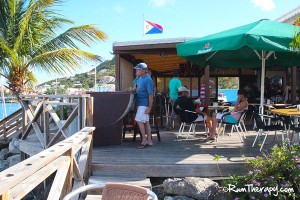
177, 19, 300, 113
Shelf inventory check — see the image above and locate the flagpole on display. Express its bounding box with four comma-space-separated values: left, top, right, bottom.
142, 14, 144, 40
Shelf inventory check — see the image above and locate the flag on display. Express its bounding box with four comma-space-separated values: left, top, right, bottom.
144, 20, 163, 35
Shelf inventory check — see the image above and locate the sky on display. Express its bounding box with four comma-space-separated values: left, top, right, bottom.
35, 0, 300, 84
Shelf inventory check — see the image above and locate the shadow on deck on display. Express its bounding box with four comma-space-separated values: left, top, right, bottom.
92, 125, 280, 180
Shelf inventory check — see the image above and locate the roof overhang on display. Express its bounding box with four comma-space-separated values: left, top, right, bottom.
113, 37, 194, 73
276, 5, 300, 24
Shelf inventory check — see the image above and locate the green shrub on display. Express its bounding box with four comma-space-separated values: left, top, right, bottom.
223, 144, 300, 199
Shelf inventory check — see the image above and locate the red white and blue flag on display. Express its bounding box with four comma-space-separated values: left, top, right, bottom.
144, 20, 163, 35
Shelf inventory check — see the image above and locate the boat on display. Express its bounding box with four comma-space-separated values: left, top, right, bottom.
218, 92, 228, 102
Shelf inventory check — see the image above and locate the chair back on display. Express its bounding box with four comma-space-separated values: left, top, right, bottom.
246, 105, 257, 115
103, 183, 157, 200
175, 108, 197, 123
253, 113, 265, 129
63, 183, 158, 200
221, 110, 247, 125
238, 110, 247, 123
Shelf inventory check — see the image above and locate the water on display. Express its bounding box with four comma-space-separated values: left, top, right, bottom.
0, 103, 21, 120
219, 89, 238, 105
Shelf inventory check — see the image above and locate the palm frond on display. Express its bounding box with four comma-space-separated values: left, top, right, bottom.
38, 24, 108, 54
14, 0, 72, 52
28, 48, 102, 74
66, 25, 108, 47
0, 38, 19, 65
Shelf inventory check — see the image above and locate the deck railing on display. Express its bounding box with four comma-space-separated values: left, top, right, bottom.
0, 127, 95, 200
0, 109, 22, 141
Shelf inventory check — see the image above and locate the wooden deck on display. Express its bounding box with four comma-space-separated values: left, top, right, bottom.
91, 125, 281, 180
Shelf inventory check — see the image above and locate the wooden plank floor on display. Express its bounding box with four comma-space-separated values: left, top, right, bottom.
92, 125, 285, 179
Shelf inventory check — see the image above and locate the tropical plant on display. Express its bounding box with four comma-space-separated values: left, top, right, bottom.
0, 0, 108, 100
291, 16, 300, 51
223, 144, 300, 199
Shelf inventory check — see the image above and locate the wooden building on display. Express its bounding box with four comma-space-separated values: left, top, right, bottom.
113, 9, 300, 103
113, 37, 293, 104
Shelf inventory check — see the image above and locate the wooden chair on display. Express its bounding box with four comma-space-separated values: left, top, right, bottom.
63, 183, 158, 200
134, 107, 161, 142
123, 110, 161, 142
122, 110, 139, 141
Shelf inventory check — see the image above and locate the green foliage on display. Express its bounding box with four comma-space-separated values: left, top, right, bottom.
0, 0, 107, 99
223, 144, 300, 199
218, 77, 239, 89
213, 154, 222, 161
214, 154, 223, 177
39, 58, 115, 90
44, 86, 66, 95
290, 17, 300, 51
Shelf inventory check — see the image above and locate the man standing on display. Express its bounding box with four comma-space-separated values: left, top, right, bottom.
165, 70, 181, 130
133, 63, 154, 148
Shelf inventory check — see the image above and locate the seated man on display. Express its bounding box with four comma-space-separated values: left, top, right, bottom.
209, 89, 249, 140
173, 86, 214, 135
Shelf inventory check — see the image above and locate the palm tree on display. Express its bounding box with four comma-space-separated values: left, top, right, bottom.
0, 0, 108, 100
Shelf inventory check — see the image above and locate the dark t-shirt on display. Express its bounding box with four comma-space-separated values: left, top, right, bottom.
173, 96, 197, 122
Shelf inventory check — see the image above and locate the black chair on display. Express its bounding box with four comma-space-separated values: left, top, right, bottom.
289, 125, 300, 143
175, 108, 207, 140
246, 105, 257, 124
252, 113, 284, 151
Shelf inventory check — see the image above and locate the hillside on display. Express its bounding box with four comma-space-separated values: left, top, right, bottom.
39, 57, 115, 90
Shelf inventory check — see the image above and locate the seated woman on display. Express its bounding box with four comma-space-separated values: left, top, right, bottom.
208, 89, 249, 140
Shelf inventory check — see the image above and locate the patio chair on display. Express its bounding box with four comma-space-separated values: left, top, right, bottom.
123, 109, 161, 142
122, 110, 139, 141
217, 110, 247, 143
289, 123, 300, 143
226, 110, 248, 136
63, 183, 158, 200
246, 105, 258, 128
176, 108, 207, 140
252, 113, 285, 151
134, 107, 161, 142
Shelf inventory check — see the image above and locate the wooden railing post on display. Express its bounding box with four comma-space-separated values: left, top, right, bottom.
3, 120, 7, 141
86, 97, 93, 127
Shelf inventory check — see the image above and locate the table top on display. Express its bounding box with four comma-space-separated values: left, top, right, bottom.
269, 108, 300, 116
208, 105, 230, 110
249, 103, 291, 107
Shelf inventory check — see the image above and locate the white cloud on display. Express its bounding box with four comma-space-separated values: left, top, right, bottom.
114, 3, 124, 14
251, 0, 276, 12
149, 0, 175, 8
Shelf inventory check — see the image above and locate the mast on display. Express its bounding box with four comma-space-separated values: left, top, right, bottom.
0, 75, 7, 118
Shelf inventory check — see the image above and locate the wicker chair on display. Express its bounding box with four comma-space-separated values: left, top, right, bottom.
63, 183, 158, 200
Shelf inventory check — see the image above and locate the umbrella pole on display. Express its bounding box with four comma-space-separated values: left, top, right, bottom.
259, 51, 266, 115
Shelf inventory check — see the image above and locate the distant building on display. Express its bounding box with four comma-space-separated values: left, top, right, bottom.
51, 81, 60, 86
100, 76, 115, 84
276, 6, 300, 25
67, 87, 85, 95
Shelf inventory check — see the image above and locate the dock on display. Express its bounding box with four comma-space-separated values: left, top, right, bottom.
88, 126, 278, 198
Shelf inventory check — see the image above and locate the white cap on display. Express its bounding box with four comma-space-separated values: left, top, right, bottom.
178, 86, 189, 92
